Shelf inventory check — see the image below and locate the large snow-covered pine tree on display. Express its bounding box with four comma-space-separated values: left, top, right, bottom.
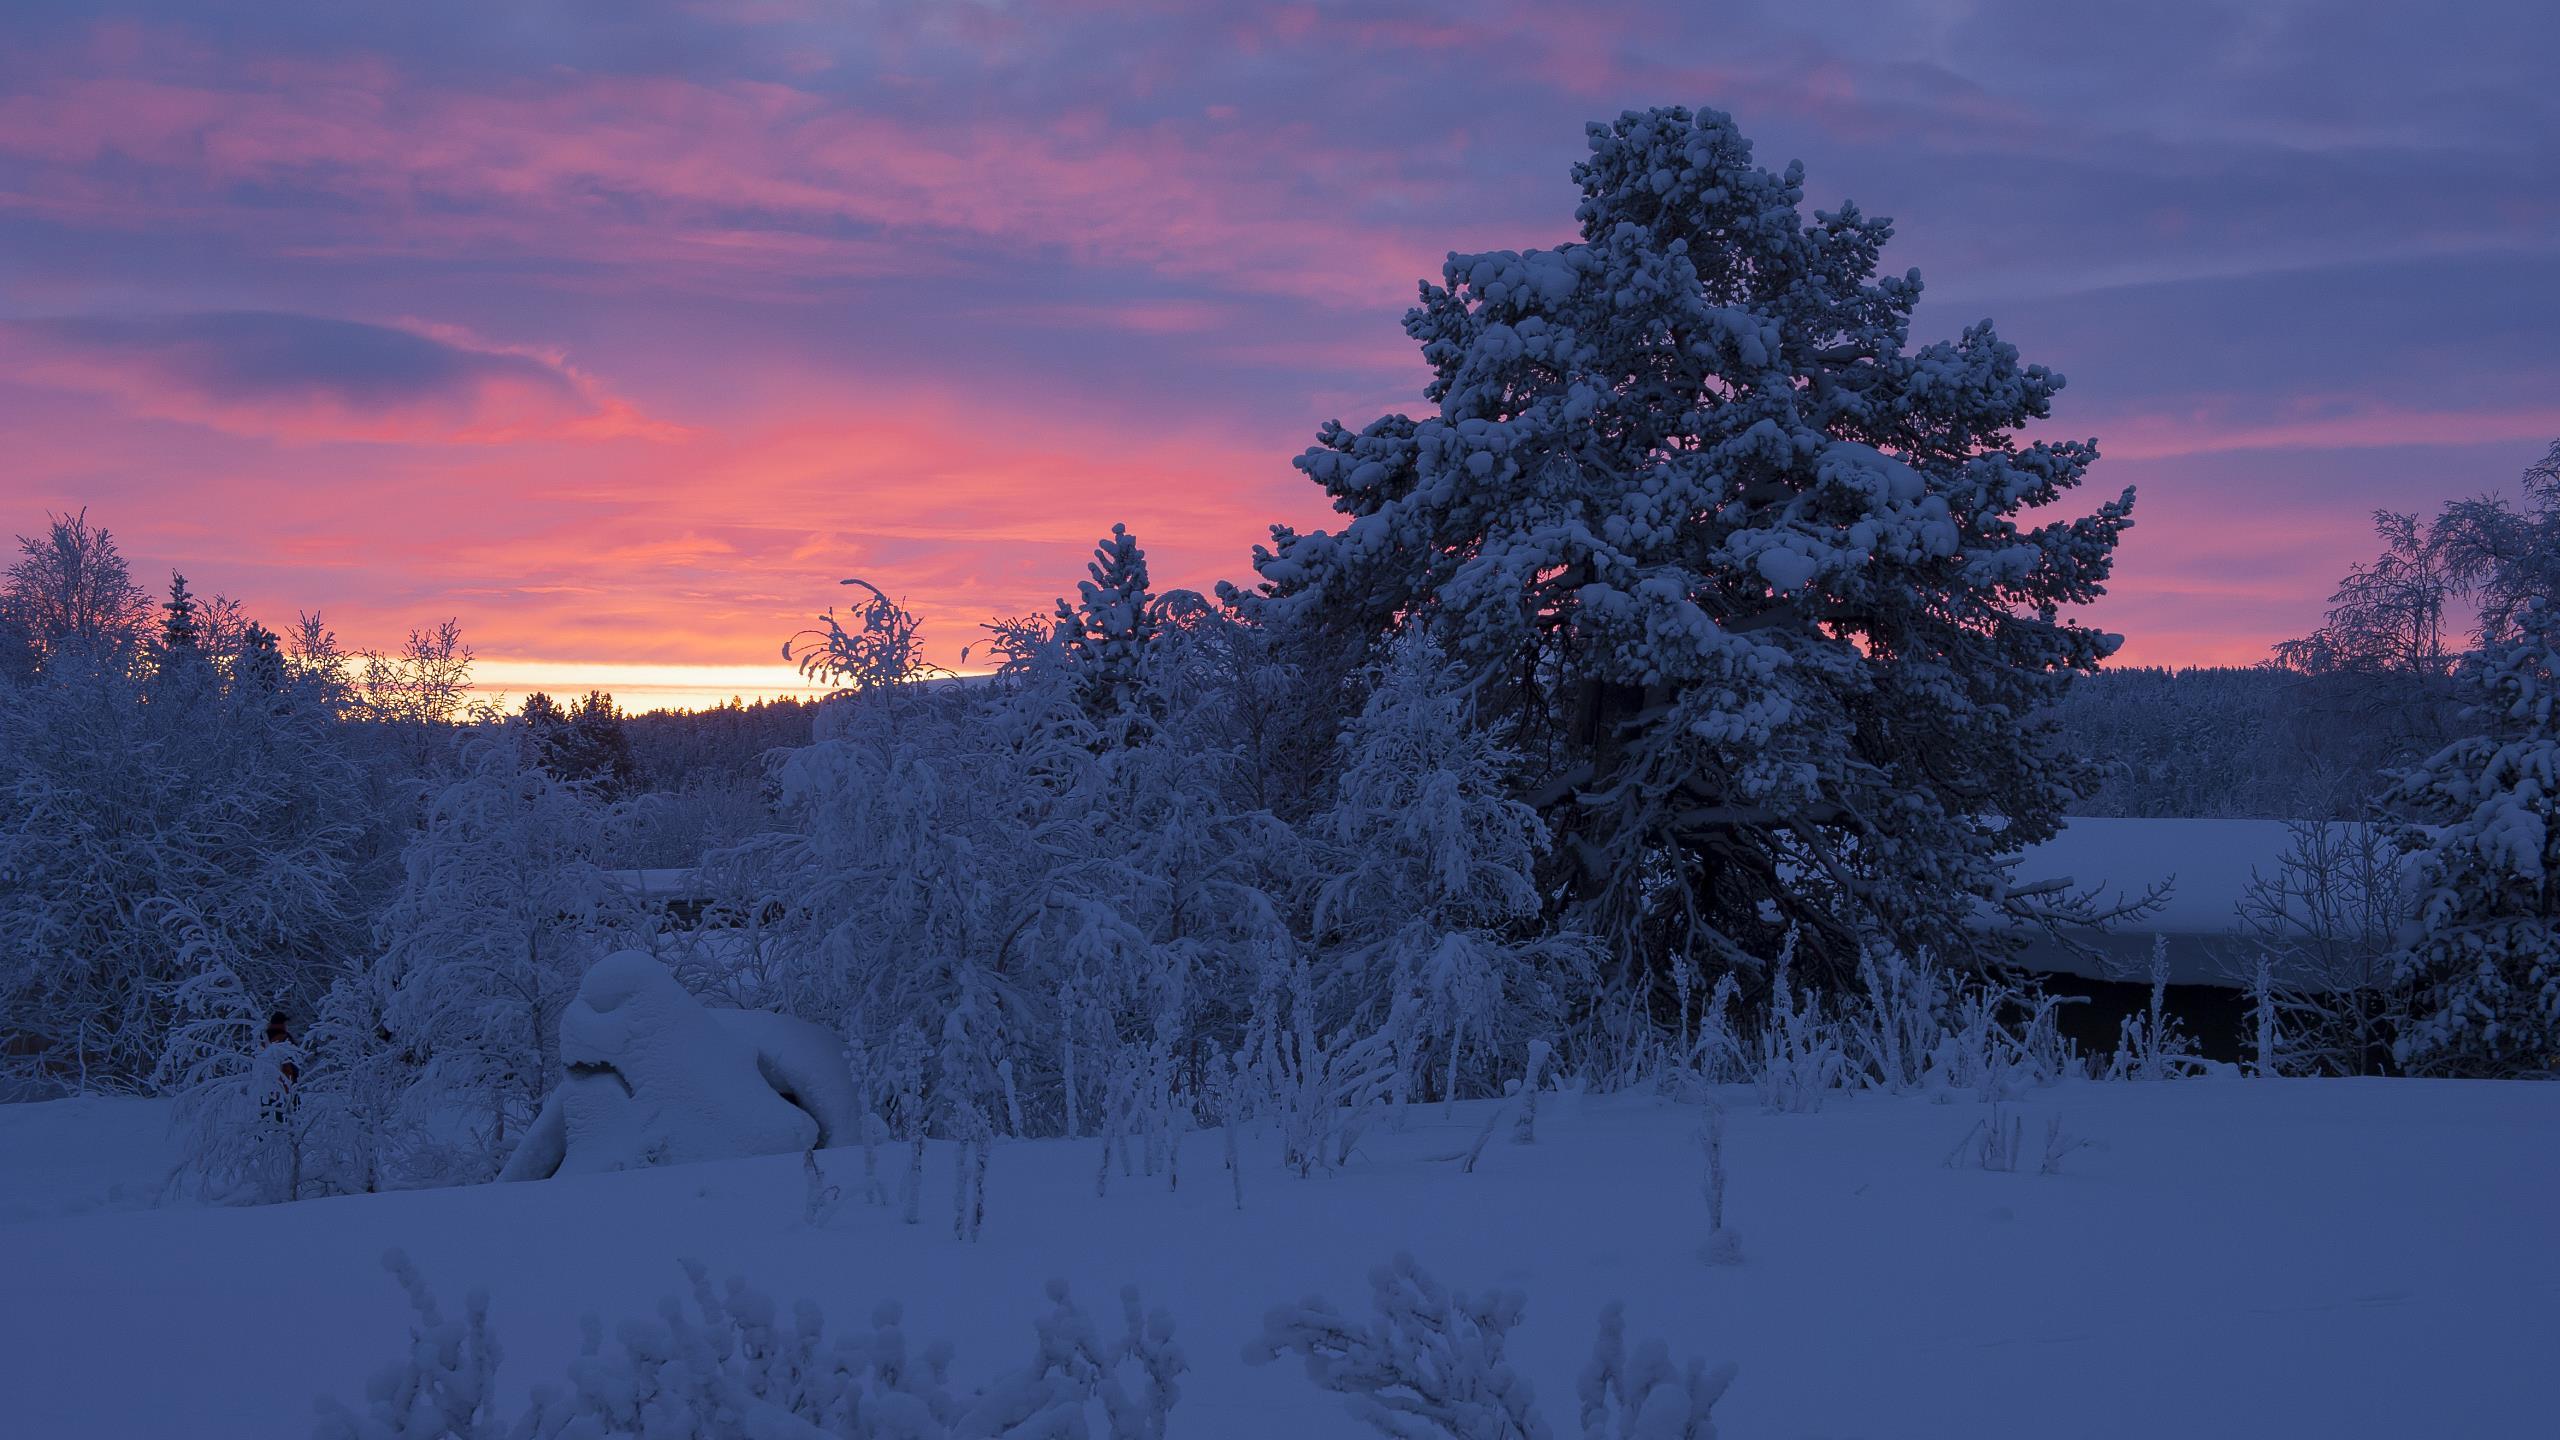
1237, 105, 2134, 981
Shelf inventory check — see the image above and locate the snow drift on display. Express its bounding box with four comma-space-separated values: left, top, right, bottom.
499, 952, 857, 1181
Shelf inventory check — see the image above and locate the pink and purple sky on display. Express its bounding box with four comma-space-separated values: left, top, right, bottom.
3, 1, 2554, 709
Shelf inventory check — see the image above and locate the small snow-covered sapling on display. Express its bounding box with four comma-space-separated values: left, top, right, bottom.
1510, 1038, 1553, 1145
802, 1145, 843, 1228
1699, 1099, 1742, 1265
1945, 1104, 2026, 1172
2038, 1114, 2095, 1175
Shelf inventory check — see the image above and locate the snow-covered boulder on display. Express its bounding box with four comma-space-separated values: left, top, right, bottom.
499, 953, 858, 1181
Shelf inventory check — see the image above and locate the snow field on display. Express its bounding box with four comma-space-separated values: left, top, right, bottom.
3, 1077, 2553, 1438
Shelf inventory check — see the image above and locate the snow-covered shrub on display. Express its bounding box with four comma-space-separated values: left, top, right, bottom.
1928, 977, 2077, 1101
1754, 935, 1848, 1114
1209, 1047, 1251, 1211
801, 1146, 843, 1229
738, 583, 1301, 1189
1311, 629, 1586, 1110
311, 1251, 501, 1440
1580, 989, 1674, 1097
1246, 1253, 1734, 1440
2107, 936, 2203, 1081
317, 1253, 1186, 1440
1257, 954, 1400, 1177
1247, 1253, 1549, 1440
0, 574, 372, 1093
1847, 946, 1946, 1094
497, 953, 856, 1182
2245, 953, 2286, 1079
372, 726, 639, 1182
1667, 963, 1751, 1089
157, 957, 325, 1205
1579, 1301, 1738, 1440
300, 967, 420, 1198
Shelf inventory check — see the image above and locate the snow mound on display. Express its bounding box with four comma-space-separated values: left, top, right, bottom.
707, 1007, 862, 1148
499, 953, 848, 1180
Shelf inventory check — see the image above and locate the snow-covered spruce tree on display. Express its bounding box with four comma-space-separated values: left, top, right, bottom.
1057, 523, 1164, 731
1234, 106, 2133, 983
1313, 628, 1585, 1105
2387, 597, 2560, 1077
369, 723, 637, 1179
519, 689, 641, 798
157, 570, 201, 652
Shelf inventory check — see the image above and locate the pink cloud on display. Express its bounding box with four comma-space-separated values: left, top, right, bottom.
0, 35, 1459, 308
2094, 401, 2560, 462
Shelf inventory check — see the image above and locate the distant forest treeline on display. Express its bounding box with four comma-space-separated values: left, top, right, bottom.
2055, 664, 2452, 820
617, 669, 2435, 825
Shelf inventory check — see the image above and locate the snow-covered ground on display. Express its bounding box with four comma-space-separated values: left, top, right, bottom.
4, 1078, 2553, 1438
0, 1094, 178, 1223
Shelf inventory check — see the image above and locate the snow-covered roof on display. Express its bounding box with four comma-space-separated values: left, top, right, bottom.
605, 867, 707, 901
2010, 817, 2303, 936
2002, 816, 2420, 986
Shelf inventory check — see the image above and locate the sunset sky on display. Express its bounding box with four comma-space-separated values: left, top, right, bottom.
3, 1, 2554, 710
